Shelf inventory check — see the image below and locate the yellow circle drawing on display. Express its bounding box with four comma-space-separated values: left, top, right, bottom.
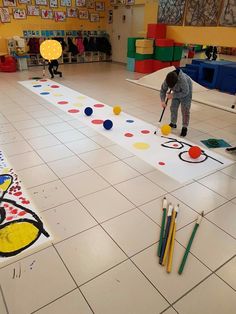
133, 142, 150, 150
40, 40, 62, 61
0, 222, 40, 254
73, 103, 83, 107
53, 93, 63, 97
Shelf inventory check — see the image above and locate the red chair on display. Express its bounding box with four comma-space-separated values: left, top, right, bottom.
0, 56, 17, 72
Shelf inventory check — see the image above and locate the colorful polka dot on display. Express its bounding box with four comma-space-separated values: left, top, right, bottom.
43, 88, 51, 91
58, 101, 68, 105
124, 133, 133, 137
40, 79, 47, 82
51, 85, 60, 88
173, 144, 179, 147
126, 119, 134, 123
40, 92, 50, 95
133, 142, 150, 150
33, 85, 42, 88
73, 103, 83, 107
141, 130, 150, 134
68, 109, 80, 113
91, 119, 104, 124
158, 162, 165, 166
94, 104, 105, 108
53, 93, 63, 97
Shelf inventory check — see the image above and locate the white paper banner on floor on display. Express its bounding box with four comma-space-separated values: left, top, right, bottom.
0, 150, 51, 266
19, 79, 232, 183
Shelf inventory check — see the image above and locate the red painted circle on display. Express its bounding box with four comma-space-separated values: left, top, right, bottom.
173, 144, 179, 147
40, 79, 47, 82
68, 109, 80, 113
58, 101, 68, 105
94, 104, 105, 108
141, 130, 150, 134
51, 85, 60, 88
158, 162, 165, 166
91, 119, 104, 124
6, 216, 13, 221
124, 133, 133, 137
18, 211, 27, 216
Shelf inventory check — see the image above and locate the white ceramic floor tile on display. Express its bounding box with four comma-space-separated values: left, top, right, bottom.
28, 134, 61, 149
56, 225, 126, 286
106, 144, 134, 159
90, 134, 114, 147
48, 155, 89, 178
0, 123, 15, 133
221, 163, 236, 180
81, 260, 169, 314
162, 308, 178, 314
216, 257, 236, 290
145, 170, 185, 192
114, 176, 166, 206
199, 172, 236, 199
62, 170, 110, 198
12, 119, 40, 130
8, 151, 43, 171
132, 243, 211, 303
78, 148, 118, 168
0, 292, 7, 314
34, 289, 93, 314
124, 156, 155, 174
139, 195, 198, 231
102, 209, 159, 256
28, 180, 75, 211
206, 201, 236, 238
1, 140, 33, 157
0, 131, 23, 144
45, 122, 74, 133
176, 219, 236, 271
8, 112, 32, 122
66, 138, 100, 154
42, 200, 97, 243
79, 186, 135, 222
54, 129, 86, 143
36, 116, 63, 126
20, 126, 50, 140
172, 182, 227, 214
18, 164, 58, 188
37, 144, 74, 162
174, 275, 236, 314
0, 247, 76, 314
79, 126, 99, 137
95, 160, 140, 184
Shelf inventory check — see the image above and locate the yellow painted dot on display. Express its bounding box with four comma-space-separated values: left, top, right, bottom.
73, 103, 83, 107
77, 96, 86, 99
133, 142, 150, 150
43, 88, 51, 91
53, 93, 63, 97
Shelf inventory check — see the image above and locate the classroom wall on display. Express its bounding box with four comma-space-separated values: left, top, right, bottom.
0, 0, 109, 52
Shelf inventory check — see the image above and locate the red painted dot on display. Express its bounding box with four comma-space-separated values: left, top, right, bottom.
6, 216, 13, 221
158, 162, 166, 166
173, 144, 179, 147
51, 85, 59, 88
40, 79, 47, 82
22, 200, 30, 205
68, 109, 80, 113
124, 133, 134, 137
94, 104, 105, 108
14, 191, 22, 196
18, 211, 27, 216
4, 203, 9, 207
11, 209, 18, 215
58, 101, 68, 105
141, 130, 150, 134
91, 119, 104, 124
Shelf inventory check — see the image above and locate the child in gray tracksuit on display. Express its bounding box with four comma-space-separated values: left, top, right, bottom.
160, 68, 192, 137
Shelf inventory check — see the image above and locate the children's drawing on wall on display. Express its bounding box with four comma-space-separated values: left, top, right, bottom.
185, 0, 221, 26
41, 9, 53, 19
49, 0, 58, 8
27, 5, 40, 16
95, 1, 105, 11
90, 12, 99, 22
158, 0, 186, 25
35, 0, 48, 5
13, 8, 26, 19
67, 8, 77, 17
76, 0, 86, 6
0, 151, 50, 263
86, 0, 95, 9
18, 0, 31, 4
78, 9, 89, 19
3, 0, 16, 6
0, 8, 10, 23
219, 0, 236, 26
54, 11, 66, 21
60, 0, 71, 6
108, 9, 112, 24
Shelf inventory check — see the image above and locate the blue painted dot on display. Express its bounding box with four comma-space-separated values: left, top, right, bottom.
33, 85, 42, 88
126, 119, 134, 123
40, 92, 50, 95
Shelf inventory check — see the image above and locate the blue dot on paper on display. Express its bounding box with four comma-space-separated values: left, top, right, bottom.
126, 119, 134, 123
40, 92, 50, 95
33, 85, 42, 88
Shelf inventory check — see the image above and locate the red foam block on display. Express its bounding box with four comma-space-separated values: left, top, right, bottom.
147, 24, 166, 39
135, 60, 154, 74
171, 61, 180, 67
153, 60, 171, 71
155, 38, 174, 47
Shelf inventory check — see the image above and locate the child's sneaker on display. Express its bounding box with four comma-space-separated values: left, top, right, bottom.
169, 123, 177, 128
180, 127, 187, 137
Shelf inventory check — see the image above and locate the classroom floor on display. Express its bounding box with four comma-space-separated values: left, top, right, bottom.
0, 62, 236, 314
